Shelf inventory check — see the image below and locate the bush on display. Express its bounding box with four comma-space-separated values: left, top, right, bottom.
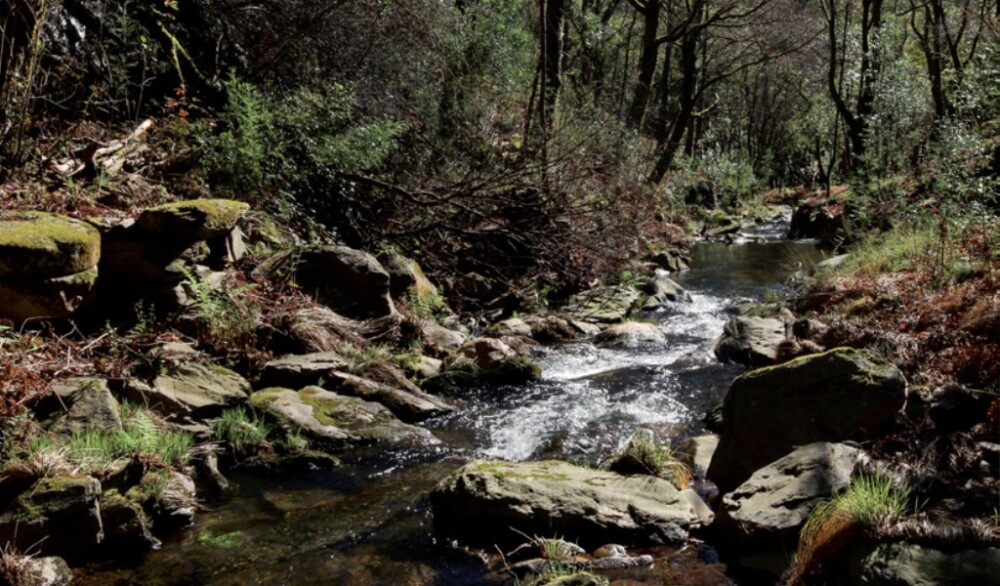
203, 77, 407, 242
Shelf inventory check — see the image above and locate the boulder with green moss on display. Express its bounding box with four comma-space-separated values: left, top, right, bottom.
707, 347, 906, 492
0, 211, 100, 278
136, 199, 249, 242
378, 250, 442, 302
431, 460, 714, 549
561, 286, 640, 324
250, 386, 433, 448
99, 490, 160, 552
0, 264, 99, 322
0, 476, 103, 561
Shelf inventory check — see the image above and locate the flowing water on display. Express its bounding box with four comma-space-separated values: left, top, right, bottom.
75, 215, 824, 586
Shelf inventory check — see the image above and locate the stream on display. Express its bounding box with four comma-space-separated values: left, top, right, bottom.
75, 215, 825, 585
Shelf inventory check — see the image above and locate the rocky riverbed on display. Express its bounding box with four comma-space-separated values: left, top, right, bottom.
1, 201, 997, 586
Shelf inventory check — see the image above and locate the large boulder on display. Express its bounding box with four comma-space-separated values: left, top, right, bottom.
378, 250, 441, 301
716, 442, 860, 546
714, 315, 788, 367
593, 321, 667, 348
562, 286, 640, 324
249, 386, 433, 447
96, 218, 227, 310
0, 211, 100, 278
788, 187, 853, 249
641, 275, 692, 311
124, 363, 250, 418
253, 245, 395, 319
0, 476, 103, 561
431, 460, 714, 548
487, 317, 533, 338
459, 337, 518, 371
845, 542, 1000, 586
42, 377, 122, 436
0, 265, 99, 322
135, 199, 249, 242
707, 347, 905, 492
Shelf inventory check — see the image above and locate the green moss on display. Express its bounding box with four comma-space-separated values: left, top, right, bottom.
468, 460, 571, 482
204, 364, 240, 377
0, 212, 101, 278
298, 386, 357, 428
137, 199, 249, 240
197, 530, 243, 549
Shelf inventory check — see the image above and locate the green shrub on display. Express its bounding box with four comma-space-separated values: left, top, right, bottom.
203, 76, 408, 232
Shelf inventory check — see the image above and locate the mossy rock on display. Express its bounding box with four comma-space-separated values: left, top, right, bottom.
431, 460, 713, 549
0, 211, 100, 278
136, 199, 249, 242
0, 265, 98, 322
250, 386, 432, 448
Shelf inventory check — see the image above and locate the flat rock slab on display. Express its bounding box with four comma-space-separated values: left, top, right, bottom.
717, 442, 860, 543
431, 460, 714, 548
0, 211, 100, 278
321, 371, 453, 422
250, 386, 433, 448
131, 363, 250, 418
708, 347, 905, 492
260, 352, 348, 388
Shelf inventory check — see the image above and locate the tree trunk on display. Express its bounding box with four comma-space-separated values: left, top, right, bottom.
648, 19, 700, 183
626, 0, 660, 129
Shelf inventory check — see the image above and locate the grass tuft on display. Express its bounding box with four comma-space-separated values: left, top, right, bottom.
788, 473, 914, 585
606, 428, 692, 489
212, 408, 270, 453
